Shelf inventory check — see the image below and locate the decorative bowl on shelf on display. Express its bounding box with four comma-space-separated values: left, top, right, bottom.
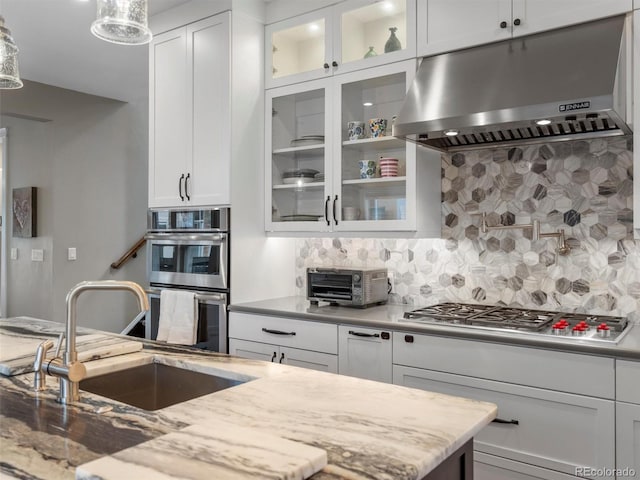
290, 135, 324, 147
281, 168, 319, 184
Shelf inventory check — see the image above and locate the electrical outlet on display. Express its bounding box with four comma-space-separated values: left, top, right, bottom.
387, 273, 395, 293
10, 248, 17, 260
31, 249, 44, 262
68, 247, 77, 261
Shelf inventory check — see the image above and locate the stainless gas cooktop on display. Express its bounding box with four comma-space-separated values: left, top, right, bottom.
401, 303, 629, 343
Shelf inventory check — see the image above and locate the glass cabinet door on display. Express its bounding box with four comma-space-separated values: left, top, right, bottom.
266, 79, 332, 232
333, 0, 416, 73
333, 60, 417, 231
265, 8, 333, 89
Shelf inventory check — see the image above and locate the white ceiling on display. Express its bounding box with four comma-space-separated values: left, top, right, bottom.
0, 0, 192, 102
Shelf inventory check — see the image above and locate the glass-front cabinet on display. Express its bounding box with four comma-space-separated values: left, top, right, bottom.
266, 79, 332, 232
266, 0, 416, 89
266, 60, 419, 233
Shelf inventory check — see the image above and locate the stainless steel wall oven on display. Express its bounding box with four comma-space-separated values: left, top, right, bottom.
145, 207, 229, 352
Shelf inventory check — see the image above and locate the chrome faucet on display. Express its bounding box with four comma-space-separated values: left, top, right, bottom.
479, 212, 570, 256
33, 280, 149, 404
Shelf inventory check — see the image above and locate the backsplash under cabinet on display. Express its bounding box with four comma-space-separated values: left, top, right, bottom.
295, 137, 640, 320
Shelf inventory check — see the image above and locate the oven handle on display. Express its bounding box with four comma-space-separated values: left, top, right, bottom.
147, 289, 227, 303
145, 233, 227, 242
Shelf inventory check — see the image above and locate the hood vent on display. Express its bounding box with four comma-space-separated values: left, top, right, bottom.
393, 15, 632, 152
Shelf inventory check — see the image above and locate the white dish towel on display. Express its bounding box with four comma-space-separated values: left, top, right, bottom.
156, 290, 198, 345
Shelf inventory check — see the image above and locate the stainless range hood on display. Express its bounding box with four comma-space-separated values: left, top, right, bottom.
393, 15, 632, 152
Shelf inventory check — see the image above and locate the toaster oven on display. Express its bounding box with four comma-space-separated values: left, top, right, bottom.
307, 267, 388, 307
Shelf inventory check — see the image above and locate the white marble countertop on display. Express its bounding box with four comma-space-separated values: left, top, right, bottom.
0, 317, 497, 480
229, 296, 640, 360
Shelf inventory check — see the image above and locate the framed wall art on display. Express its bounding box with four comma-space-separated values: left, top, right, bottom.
12, 186, 37, 238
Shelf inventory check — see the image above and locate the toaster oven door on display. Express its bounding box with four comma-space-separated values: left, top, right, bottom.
307, 272, 353, 301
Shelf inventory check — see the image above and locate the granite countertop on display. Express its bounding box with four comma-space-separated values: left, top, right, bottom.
229, 296, 640, 360
0, 317, 497, 480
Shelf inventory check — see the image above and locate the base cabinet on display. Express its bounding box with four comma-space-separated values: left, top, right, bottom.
393, 365, 616, 479
338, 325, 392, 382
229, 338, 338, 373
475, 452, 582, 480
228, 312, 338, 373
616, 402, 640, 476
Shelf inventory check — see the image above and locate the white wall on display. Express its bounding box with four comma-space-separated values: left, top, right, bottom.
0, 81, 148, 331
230, 9, 296, 303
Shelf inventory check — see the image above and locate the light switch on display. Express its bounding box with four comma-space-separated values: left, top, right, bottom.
10, 248, 17, 260
68, 247, 77, 261
31, 249, 44, 262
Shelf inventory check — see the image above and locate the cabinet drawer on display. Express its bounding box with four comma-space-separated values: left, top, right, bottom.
616, 360, 640, 404
475, 452, 581, 480
393, 365, 615, 477
229, 312, 337, 354
393, 333, 614, 398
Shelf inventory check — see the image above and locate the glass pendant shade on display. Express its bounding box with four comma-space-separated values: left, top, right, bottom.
91, 0, 152, 45
0, 16, 23, 89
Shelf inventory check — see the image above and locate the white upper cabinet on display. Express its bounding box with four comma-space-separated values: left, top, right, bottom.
149, 13, 230, 208
266, 0, 417, 89
417, 0, 633, 57
265, 59, 440, 235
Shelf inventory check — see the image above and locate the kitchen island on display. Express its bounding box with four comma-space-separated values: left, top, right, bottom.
0, 317, 497, 480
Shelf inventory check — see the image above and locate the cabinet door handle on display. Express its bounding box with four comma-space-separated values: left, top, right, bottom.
262, 328, 296, 336
348, 330, 380, 338
500, 21, 508, 28
513, 18, 521, 26
271, 351, 276, 362
185, 173, 191, 201
323, 62, 329, 69
324, 196, 330, 226
404, 335, 414, 343
332, 195, 338, 225
332, 61, 338, 67
178, 174, 185, 201
279, 353, 285, 363
492, 418, 519, 425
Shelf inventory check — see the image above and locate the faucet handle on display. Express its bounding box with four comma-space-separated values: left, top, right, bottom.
33, 339, 55, 392
53, 332, 64, 358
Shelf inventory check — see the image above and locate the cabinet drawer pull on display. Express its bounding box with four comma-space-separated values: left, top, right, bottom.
405, 335, 414, 343
492, 418, 519, 425
513, 18, 521, 26
500, 21, 508, 28
178, 174, 185, 201
262, 328, 296, 336
270, 351, 276, 362
348, 330, 379, 338
185, 173, 191, 201
279, 352, 285, 363
333, 195, 338, 225
380, 332, 390, 340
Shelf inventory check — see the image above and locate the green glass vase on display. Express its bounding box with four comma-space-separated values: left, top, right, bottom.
384, 27, 401, 53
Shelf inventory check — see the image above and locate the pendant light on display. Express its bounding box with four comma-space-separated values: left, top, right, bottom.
0, 15, 23, 89
91, 0, 152, 46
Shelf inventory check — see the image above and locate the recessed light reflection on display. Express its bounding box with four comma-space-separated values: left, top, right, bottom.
381, 1, 394, 12
444, 129, 459, 136
363, 102, 373, 106
308, 23, 320, 33
536, 119, 551, 126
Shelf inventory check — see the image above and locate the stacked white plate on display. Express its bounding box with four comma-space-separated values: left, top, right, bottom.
379, 158, 399, 177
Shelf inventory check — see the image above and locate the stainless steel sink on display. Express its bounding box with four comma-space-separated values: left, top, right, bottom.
80, 363, 246, 411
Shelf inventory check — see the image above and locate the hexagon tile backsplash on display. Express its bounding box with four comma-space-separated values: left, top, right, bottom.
295, 137, 640, 319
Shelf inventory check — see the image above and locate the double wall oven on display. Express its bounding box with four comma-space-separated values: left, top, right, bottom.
145, 207, 229, 352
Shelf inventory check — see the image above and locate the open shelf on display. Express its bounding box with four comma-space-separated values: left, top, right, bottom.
342, 136, 405, 152
272, 182, 325, 190
273, 144, 325, 158
342, 176, 406, 186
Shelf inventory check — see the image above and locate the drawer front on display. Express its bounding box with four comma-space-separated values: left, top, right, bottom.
338, 325, 393, 383
393, 333, 614, 398
475, 452, 582, 480
229, 312, 338, 354
616, 360, 640, 404
393, 365, 615, 478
